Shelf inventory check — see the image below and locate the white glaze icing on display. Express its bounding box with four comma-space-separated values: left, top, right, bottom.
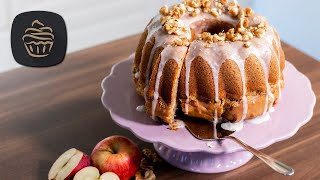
136, 105, 146, 112
137, 3, 282, 132
221, 121, 244, 131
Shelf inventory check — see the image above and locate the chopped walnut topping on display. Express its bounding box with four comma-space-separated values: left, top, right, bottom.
199, 32, 212, 42
135, 171, 144, 180
174, 37, 190, 46
237, 27, 246, 34
213, 33, 226, 42
191, 8, 201, 16
145, 170, 156, 180
179, 3, 187, 12
186, 6, 195, 12
162, 17, 188, 35
236, 17, 249, 33
135, 166, 156, 180
227, 0, 240, 16
202, 0, 212, 8
159, 5, 169, 16
253, 16, 262, 24
199, 32, 227, 43
143, 149, 163, 163
220, 0, 228, 4
244, 7, 253, 17
210, 8, 220, 17
244, 41, 251, 48
233, 33, 242, 41
254, 28, 266, 37
242, 31, 254, 41
135, 149, 162, 180
169, 5, 186, 18
226, 28, 235, 39
243, 17, 250, 27
159, 0, 268, 42
214, 1, 224, 9
203, 7, 210, 13
228, 6, 239, 16
188, 0, 201, 8
258, 21, 266, 28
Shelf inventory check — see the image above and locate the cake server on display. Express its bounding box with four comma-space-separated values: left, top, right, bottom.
183, 119, 294, 176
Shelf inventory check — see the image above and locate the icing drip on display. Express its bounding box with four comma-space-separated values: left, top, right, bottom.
136, 105, 146, 112
230, 58, 247, 120
144, 43, 157, 99
146, 15, 162, 43
251, 38, 272, 115
221, 121, 244, 132
143, 16, 190, 99
271, 28, 282, 102
213, 111, 218, 138
151, 46, 187, 119
143, 16, 164, 99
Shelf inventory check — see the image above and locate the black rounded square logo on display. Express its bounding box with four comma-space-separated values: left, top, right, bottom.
11, 11, 67, 67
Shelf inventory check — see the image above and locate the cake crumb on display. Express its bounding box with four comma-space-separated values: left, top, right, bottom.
168, 119, 185, 130
244, 41, 251, 48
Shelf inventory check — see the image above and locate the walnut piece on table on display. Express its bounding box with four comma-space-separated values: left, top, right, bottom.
135, 148, 163, 180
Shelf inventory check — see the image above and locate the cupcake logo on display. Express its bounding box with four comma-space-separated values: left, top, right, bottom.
22, 20, 54, 58
11, 11, 67, 67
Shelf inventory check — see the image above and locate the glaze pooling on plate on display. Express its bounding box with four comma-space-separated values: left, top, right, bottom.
221, 111, 272, 131
221, 120, 244, 131
246, 112, 271, 125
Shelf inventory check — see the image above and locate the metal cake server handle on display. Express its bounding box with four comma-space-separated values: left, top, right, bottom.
184, 119, 294, 176
224, 136, 294, 176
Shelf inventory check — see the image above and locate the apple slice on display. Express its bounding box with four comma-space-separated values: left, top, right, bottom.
74, 166, 100, 180
100, 172, 120, 180
48, 148, 90, 180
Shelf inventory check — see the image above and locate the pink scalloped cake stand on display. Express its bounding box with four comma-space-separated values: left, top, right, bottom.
101, 54, 316, 173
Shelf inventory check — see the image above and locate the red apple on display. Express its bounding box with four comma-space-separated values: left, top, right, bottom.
91, 136, 142, 180
48, 148, 90, 180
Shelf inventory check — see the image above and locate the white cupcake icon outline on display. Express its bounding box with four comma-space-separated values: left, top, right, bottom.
22, 20, 54, 58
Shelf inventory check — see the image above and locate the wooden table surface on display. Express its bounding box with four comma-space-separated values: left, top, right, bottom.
0, 34, 319, 180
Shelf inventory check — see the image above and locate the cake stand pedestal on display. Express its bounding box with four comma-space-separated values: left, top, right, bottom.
154, 143, 253, 173
101, 54, 316, 173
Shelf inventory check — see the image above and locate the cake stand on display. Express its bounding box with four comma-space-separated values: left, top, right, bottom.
101, 54, 316, 173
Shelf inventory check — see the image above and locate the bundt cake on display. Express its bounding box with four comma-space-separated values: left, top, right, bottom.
133, 0, 285, 129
